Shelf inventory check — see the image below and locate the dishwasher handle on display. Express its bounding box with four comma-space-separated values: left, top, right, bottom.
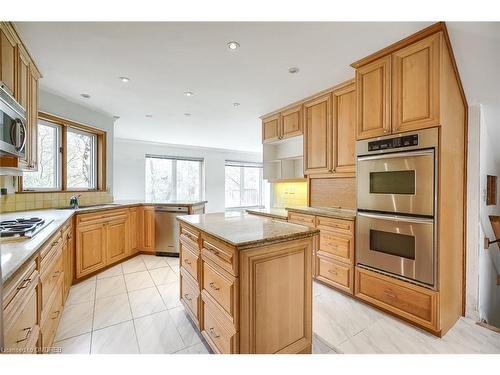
155, 206, 189, 213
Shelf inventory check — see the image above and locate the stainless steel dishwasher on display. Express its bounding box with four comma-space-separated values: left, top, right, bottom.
154, 206, 189, 256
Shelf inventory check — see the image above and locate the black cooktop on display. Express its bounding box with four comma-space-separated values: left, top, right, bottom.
0, 217, 47, 238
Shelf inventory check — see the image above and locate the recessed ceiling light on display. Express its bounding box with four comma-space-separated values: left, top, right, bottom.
145, 114, 153, 118
119, 76, 130, 83
233, 102, 240, 107
113, 115, 120, 120
80, 93, 91, 99
184, 91, 194, 97
227, 41, 240, 50
184, 113, 192, 117
288, 67, 300, 74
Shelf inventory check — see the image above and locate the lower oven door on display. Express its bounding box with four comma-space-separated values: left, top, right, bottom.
356, 211, 435, 286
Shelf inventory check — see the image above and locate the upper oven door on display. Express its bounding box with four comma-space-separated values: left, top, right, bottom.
357, 149, 435, 216
356, 211, 435, 287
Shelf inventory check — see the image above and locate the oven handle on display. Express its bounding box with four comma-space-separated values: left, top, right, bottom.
357, 211, 434, 224
357, 149, 434, 161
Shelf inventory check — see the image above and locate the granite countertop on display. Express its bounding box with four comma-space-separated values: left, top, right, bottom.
246, 208, 288, 220
1, 209, 74, 283
178, 211, 319, 249
1, 200, 208, 283
286, 206, 356, 220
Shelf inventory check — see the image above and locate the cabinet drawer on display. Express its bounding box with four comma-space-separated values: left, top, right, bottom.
202, 261, 237, 323
201, 235, 237, 276
40, 247, 63, 315
180, 225, 200, 252
288, 212, 316, 227
40, 230, 63, 260
202, 297, 238, 354
316, 256, 353, 294
2, 260, 37, 310
180, 269, 200, 325
180, 242, 200, 281
3, 285, 39, 353
318, 231, 353, 263
41, 276, 64, 348
76, 209, 128, 225
355, 267, 438, 329
316, 216, 354, 235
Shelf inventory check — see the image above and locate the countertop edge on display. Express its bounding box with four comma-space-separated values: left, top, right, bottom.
245, 209, 288, 220
286, 206, 356, 221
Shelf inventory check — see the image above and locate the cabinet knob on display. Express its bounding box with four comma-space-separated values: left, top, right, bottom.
209, 282, 220, 291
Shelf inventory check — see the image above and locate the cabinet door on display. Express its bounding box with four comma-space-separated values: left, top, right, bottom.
142, 206, 155, 251
332, 82, 356, 173
356, 56, 391, 140
281, 105, 302, 139
65, 228, 74, 296
75, 222, 107, 278
262, 114, 280, 143
129, 208, 139, 254
303, 93, 332, 175
0, 27, 16, 95
392, 32, 441, 133
107, 216, 129, 264
28, 68, 39, 170
16, 48, 30, 170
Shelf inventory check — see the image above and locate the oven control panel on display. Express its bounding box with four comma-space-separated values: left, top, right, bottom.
368, 134, 418, 151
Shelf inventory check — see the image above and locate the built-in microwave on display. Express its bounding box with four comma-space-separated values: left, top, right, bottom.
0, 86, 27, 158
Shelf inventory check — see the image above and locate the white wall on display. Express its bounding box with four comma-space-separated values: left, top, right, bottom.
113, 138, 263, 213
38, 89, 116, 192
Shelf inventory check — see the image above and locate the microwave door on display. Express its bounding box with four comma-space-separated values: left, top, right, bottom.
357, 149, 435, 216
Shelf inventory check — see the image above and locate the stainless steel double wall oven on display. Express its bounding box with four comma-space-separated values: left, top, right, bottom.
356, 128, 438, 288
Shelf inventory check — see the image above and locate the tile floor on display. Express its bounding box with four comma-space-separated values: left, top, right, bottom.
53, 254, 500, 354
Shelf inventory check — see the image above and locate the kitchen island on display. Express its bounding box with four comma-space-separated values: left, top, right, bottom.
177, 212, 319, 354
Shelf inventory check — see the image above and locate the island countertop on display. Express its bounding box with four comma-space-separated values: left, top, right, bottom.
177, 211, 319, 249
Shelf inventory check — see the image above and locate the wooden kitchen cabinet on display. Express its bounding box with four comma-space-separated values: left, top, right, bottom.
281, 105, 302, 139
62, 220, 74, 299
0, 24, 17, 96
303, 93, 332, 174
27, 66, 40, 170
128, 207, 139, 254
75, 221, 107, 278
332, 80, 356, 173
355, 55, 391, 140
141, 206, 155, 251
262, 113, 281, 143
106, 214, 129, 264
392, 32, 441, 133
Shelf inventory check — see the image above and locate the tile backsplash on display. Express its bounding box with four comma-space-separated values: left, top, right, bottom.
0, 191, 113, 213
272, 181, 308, 208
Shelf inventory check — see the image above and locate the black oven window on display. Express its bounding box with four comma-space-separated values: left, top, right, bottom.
369, 170, 416, 195
369, 229, 415, 260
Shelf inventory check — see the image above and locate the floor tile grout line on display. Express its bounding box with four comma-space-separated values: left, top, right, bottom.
88, 275, 98, 354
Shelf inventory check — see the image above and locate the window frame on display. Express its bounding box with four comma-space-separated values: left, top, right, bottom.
66, 126, 98, 191
20, 112, 107, 193
145, 154, 205, 202
224, 160, 264, 209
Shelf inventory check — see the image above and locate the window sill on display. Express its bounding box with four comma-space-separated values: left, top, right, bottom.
17, 189, 108, 194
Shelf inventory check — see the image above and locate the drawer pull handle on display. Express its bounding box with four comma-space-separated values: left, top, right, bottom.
52, 240, 60, 247
52, 271, 61, 278
16, 327, 32, 343
67, 233, 72, 239
51, 310, 60, 320
383, 289, 398, 300
209, 327, 220, 338
183, 293, 192, 301
209, 282, 220, 291
184, 259, 192, 266
328, 269, 338, 275
206, 245, 219, 255
17, 278, 32, 290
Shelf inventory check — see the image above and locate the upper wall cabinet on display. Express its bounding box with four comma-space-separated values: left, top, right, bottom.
0, 26, 17, 96
0, 22, 41, 171
353, 31, 444, 140
303, 93, 332, 174
262, 106, 303, 144
333, 81, 357, 173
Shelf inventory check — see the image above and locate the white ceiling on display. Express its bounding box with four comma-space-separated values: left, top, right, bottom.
14, 22, 499, 152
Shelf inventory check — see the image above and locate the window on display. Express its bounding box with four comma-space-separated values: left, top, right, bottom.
145, 155, 203, 202
23, 121, 61, 190
225, 160, 263, 208
67, 128, 97, 189
22, 113, 106, 192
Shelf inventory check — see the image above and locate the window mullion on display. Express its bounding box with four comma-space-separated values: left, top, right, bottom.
172, 160, 177, 200
60, 125, 66, 191
240, 166, 244, 207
